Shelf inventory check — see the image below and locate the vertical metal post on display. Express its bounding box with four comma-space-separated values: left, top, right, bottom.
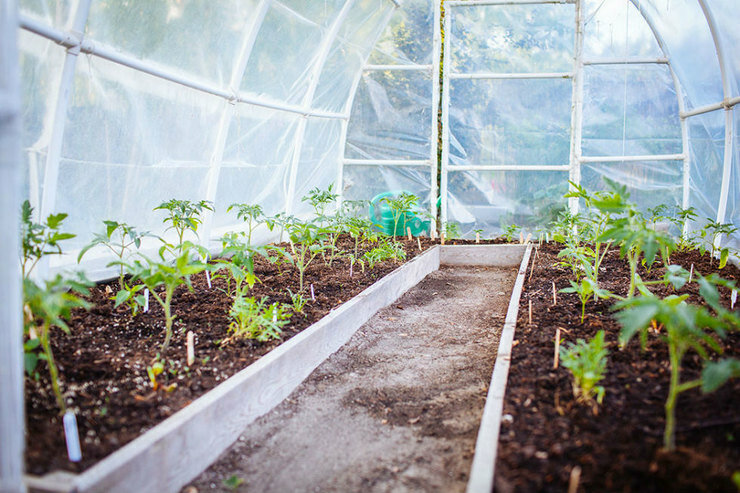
36, 0, 92, 277
439, 4, 452, 228
430, 0, 442, 235
567, 0, 584, 215
0, 0, 26, 491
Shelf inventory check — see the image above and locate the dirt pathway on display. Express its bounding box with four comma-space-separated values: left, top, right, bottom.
186, 265, 517, 493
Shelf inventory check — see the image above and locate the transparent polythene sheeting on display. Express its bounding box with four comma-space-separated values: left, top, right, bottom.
19, 0, 73, 30
687, 110, 725, 229
448, 2, 574, 75
445, 169, 569, 237
448, 78, 572, 167
367, 0, 435, 66
710, 0, 740, 97
581, 64, 682, 157
637, 0, 723, 110
54, 55, 223, 250
725, 106, 740, 250
583, 0, 662, 59
342, 164, 433, 213
17, 30, 65, 208
345, 69, 433, 161
84, 0, 257, 88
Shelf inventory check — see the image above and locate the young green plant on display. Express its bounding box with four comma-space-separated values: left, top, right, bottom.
559, 330, 609, 414
227, 203, 264, 246
381, 192, 418, 237
23, 273, 92, 413
20, 200, 76, 279
226, 296, 291, 343
154, 199, 213, 252
78, 220, 152, 289
116, 243, 209, 352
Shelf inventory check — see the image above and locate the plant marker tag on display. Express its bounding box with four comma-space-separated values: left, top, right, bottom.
407, 227, 412, 241
144, 288, 150, 313
528, 299, 532, 324
310, 284, 315, 301
476, 232, 480, 244
430, 228, 436, 241
689, 263, 694, 283
552, 281, 557, 305
732, 290, 737, 309
520, 232, 524, 244
63, 411, 82, 462
545, 232, 549, 243
568, 465, 582, 493
349, 262, 353, 278
525, 233, 532, 244
206, 269, 212, 289
272, 310, 277, 323
441, 232, 446, 245
553, 327, 561, 369
186, 331, 195, 366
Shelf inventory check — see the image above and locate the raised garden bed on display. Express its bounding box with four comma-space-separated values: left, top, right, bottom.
495, 243, 740, 492
24, 242, 529, 493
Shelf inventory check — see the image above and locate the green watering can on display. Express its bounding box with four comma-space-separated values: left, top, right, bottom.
369, 191, 432, 237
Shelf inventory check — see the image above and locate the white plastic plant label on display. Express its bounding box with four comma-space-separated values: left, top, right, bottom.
63, 410, 82, 462
732, 290, 737, 309
144, 288, 150, 313
310, 284, 315, 302
206, 269, 212, 289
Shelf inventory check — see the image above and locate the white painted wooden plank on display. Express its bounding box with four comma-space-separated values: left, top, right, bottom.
466, 244, 532, 493
28, 247, 441, 493
441, 244, 528, 267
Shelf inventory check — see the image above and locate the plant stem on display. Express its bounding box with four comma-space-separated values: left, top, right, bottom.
162, 287, 175, 352
40, 323, 66, 414
664, 341, 684, 451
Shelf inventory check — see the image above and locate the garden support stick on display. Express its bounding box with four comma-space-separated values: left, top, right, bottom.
568, 465, 582, 493
520, 232, 524, 244
552, 281, 557, 305
689, 263, 694, 283
186, 331, 195, 366
554, 327, 561, 369
528, 299, 532, 324
407, 227, 412, 241
528, 248, 538, 282
63, 411, 82, 462
310, 284, 315, 301
475, 232, 480, 244
417, 236, 422, 251
441, 232, 445, 245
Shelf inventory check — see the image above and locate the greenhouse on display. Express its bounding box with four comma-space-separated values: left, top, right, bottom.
2, 0, 739, 491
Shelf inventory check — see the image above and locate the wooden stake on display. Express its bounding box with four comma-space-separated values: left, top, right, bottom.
525, 233, 532, 244
186, 331, 195, 366
528, 248, 537, 282
568, 465, 582, 493
441, 231, 446, 245
554, 327, 561, 369
417, 236, 422, 251
475, 232, 480, 243
349, 261, 353, 278
519, 231, 524, 244
407, 227, 412, 241
430, 227, 436, 241
552, 281, 557, 305
528, 299, 532, 324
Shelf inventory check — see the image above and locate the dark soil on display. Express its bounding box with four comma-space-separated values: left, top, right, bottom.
496, 243, 740, 492
26, 235, 452, 475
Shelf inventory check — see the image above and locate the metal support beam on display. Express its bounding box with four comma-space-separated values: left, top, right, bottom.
449, 71, 572, 80
579, 153, 685, 163
568, 0, 584, 214
0, 1, 25, 491
439, 5, 452, 228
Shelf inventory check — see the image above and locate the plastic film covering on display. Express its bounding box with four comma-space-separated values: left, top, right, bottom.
581, 65, 681, 157
56, 56, 223, 251
17, 0, 397, 277
635, 0, 723, 110
446, 170, 569, 236
449, 3, 574, 74
449, 78, 572, 167
711, 0, 740, 97
583, 0, 661, 59
688, 110, 725, 227
726, 106, 740, 250
20, 0, 73, 29
581, 160, 683, 211
342, 0, 437, 211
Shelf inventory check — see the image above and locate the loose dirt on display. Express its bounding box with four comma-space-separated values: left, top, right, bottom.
186, 265, 517, 492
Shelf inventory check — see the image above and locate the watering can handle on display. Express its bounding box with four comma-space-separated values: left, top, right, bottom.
368, 190, 408, 224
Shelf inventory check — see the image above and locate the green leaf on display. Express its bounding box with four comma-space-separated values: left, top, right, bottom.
702, 359, 740, 393
24, 352, 39, 374
114, 289, 131, 308
720, 248, 729, 269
